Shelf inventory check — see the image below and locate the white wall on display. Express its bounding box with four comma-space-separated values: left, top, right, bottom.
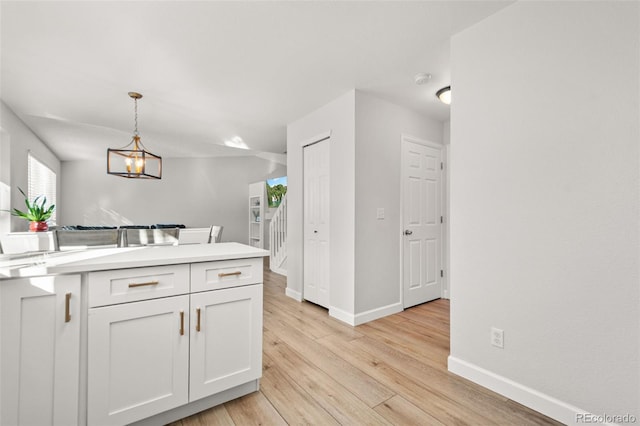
354, 92, 442, 317
449, 1, 639, 422
287, 90, 356, 315
62, 156, 286, 244
0, 101, 61, 232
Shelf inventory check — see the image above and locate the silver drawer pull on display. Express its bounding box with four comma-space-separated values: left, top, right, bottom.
218, 271, 242, 278
128, 280, 160, 288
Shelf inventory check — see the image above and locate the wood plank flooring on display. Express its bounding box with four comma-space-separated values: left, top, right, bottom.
170, 265, 561, 426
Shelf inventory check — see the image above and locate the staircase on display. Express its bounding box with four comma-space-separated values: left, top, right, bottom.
269, 193, 287, 276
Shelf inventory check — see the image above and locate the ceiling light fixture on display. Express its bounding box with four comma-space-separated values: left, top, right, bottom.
436, 86, 451, 105
107, 92, 162, 179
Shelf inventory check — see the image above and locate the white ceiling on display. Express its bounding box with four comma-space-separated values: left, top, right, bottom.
0, 1, 512, 161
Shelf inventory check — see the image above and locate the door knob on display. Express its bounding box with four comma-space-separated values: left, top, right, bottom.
404, 230, 413, 235
314, 230, 318, 234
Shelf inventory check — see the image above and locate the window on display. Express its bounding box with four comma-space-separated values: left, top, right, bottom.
28, 153, 57, 223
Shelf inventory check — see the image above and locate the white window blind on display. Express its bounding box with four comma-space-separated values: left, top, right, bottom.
27, 153, 57, 223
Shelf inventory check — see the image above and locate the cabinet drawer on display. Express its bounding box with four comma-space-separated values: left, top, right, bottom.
191, 258, 262, 292
88, 265, 190, 307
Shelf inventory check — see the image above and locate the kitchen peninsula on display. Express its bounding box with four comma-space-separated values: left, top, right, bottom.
0, 243, 268, 426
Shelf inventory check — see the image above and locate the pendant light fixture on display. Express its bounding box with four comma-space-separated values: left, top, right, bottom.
107, 92, 162, 179
436, 86, 451, 105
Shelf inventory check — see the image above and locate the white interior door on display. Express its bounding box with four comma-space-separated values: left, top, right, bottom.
303, 139, 330, 308
402, 138, 442, 308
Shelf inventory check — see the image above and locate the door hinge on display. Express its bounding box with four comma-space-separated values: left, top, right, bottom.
440, 270, 444, 278
441, 162, 444, 170
440, 216, 443, 224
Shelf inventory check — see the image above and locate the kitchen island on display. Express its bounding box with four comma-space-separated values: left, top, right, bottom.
0, 243, 268, 426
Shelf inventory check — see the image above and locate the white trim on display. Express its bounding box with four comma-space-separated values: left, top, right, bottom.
353, 302, 403, 326
299, 130, 331, 148
329, 306, 355, 326
442, 143, 451, 300
285, 287, 302, 302
400, 133, 442, 150
448, 356, 588, 425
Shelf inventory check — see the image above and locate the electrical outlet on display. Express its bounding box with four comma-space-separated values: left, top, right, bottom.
376, 208, 385, 220
491, 327, 504, 348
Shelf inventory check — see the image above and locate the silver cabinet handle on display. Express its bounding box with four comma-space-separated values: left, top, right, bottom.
404, 230, 413, 235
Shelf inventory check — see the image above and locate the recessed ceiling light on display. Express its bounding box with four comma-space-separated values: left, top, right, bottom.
414, 73, 432, 85
436, 86, 451, 105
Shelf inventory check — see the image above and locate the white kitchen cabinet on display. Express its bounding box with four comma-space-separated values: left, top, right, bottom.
189, 284, 263, 401
0, 275, 81, 426
0, 243, 265, 426
190, 258, 262, 293
87, 264, 190, 307
86, 257, 263, 426
88, 295, 190, 426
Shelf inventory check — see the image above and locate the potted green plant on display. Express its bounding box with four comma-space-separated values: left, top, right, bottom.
9, 187, 55, 232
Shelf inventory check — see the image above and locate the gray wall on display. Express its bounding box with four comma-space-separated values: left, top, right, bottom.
62, 156, 286, 244
449, 1, 638, 421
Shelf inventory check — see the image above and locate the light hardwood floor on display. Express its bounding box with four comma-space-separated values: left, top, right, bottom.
170, 265, 561, 426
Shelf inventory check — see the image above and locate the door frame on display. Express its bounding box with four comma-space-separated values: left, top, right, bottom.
399, 134, 447, 307
300, 130, 331, 303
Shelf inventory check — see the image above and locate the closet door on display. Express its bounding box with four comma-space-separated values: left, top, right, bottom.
303, 139, 330, 308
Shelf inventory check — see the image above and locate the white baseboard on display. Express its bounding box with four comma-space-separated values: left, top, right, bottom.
285, 287, 302, 301
354, 302, 403, 325
329, 302, 403, 326
329, 306, 355, 326
448, 356, 587, 425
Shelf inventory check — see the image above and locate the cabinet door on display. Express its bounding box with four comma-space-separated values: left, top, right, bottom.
1, 275, 81, 426
88, 295, 189, 426
190, 284, 263, 401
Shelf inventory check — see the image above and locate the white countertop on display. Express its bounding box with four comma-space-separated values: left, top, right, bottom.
0, 243, 268, 279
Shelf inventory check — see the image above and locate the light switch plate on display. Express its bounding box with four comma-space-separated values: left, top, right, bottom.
376, 208, 385, 219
